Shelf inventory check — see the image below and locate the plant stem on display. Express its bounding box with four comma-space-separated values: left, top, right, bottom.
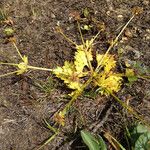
27, 65, 52, 72
0, 62, 18, 66
137, 75, 150, 81
115, 15, 135, 43
0, 70, 18, 78
93, 30, 101, 43
12, 42, 24, 61
37, 132, 59, 150
77, 21, 85, 45
84, 30, 101, 73
59, 30, 77, 46
44, 119, 58, 133
62, 74, 94, 115
95, 14, 135, 73
104, 132, 126, 150
84, 47, 93, 72
108, 90, 150, 128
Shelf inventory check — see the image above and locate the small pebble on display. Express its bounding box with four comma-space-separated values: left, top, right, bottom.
125, 28, 133, 38
106, 11, 111, 16
117, 14, 124, 22
120, 37, 128, 43
146, 29, 150, 33
51, 13, 56, 19
143, 0, 149, 5
144, 34, 150, 40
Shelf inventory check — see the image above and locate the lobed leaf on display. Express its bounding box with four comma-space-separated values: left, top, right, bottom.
53, 61, 82, 91
96, 73, 122, 95
75, 46, 93, 73
135, 132, 150, 150
96, 54, 116, 73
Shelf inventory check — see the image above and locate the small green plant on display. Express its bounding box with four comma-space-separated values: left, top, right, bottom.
127, 123, 150, 150
107, 123, 150, 150
94, 123, 150, 150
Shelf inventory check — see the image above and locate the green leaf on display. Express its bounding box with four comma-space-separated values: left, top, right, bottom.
125, 68, 137, 84
132, 124, 150, 135
132, 61, 150, 75
135, 132, 150, 150
81, 130, 107, 150
97, 135, 107, 150
129, 124, 150, 149
128, 76, 138, 83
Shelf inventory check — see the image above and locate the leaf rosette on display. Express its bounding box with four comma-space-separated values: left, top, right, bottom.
53, 39, 123, 96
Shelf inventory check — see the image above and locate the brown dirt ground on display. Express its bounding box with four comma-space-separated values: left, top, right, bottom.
0, 0, 150, 150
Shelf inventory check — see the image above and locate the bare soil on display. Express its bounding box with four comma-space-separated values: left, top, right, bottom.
0, 0, 150, 150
